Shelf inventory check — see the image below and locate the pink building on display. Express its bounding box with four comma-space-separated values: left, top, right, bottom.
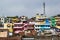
13, 23, 24, 34
24, 23, 34, 30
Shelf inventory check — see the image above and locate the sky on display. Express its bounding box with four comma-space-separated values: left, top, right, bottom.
0, 0, 60, 17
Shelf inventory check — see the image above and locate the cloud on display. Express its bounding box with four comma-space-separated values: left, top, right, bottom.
0, 0, 60, 17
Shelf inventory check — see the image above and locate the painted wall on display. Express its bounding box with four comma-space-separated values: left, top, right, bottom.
4, 23, 13, 32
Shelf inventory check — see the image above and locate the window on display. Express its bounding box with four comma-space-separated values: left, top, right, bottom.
14, 24, 24, 27
41, 25, 44, 27
7, 24, 11, 28
47, 25, 50, 27
23, 21, 27, 23
2, 18, 3, 20
22, 18, 24, 20
57, 24, 60, 26
38, 25, 39, 27
35, 25, 37, 27
36, 29, 39, 30
0, 23, 4, 27
14, 24, 17, 27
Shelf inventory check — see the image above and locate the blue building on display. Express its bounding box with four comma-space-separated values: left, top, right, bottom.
40, 19, 50, 31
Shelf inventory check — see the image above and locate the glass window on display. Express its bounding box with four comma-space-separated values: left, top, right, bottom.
38, 25, 39, 27
2, 19, 3, 20
41, 25, 44, 27
7, 24, 11, 27
22, 18, 24, 20
57, 24, 60, 26
14, 24, 17, 27
39, 25, 40, 27
14, 24, 24, 27
36, 29, 39, 30
48, 25, 50, 27
35, 25, 37, 27
0, 24, 4, 27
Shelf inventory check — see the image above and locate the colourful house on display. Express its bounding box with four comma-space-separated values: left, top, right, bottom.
34, 19, 45, 32
4, 23, 13, 32
13, 23, 24, 35
20, 16, 28, 22
34, 14, 45, 32
51, 15, 60, 32
0, 17, 5, 24
55, 16, 60, 29
6, 16, 19, 23
4, 23, 13, 36
24, 23, 34, 30
50, 17, 56, 27
34, 18, 51, 32
40, 18, 50, 30
35, 13, 40, 21
24, 23, 36, 37
0, 22, 4, 29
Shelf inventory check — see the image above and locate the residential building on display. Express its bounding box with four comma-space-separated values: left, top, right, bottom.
13, 23, 24, 35
35, 13, 40, 21
20, 16, 28, 22
0, 17, 5, 24
34, 14, 45, 32
4, 23, 13, 36
54, 15, 60, 30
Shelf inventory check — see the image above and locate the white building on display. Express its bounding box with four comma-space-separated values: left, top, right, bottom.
0, 17, 5, 24
34, 22, 41, 32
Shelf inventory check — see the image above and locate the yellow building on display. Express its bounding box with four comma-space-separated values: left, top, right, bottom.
4, 23, 13, 32
36, 13, 40, 21
7, 16, 19, 23
54, 16, 60, 21
56, 26, 60, 29
35, 13, 46, 25
12, 18, 19, 23
54, 16, 60, 29
35, 20, 45, 25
